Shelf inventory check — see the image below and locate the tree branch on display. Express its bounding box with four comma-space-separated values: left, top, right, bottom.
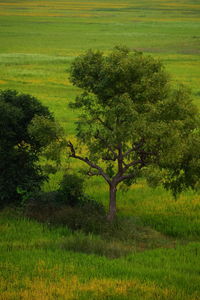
116, 173, 136, 184
87, 168, 101, 177
123, 159, 143, 173
123, 146, 135, 158
102, 153, 117, 161
122, 139, 145, 159
117, 144, 123, 175
67, 141, 111, 184
116, 161, 146, 185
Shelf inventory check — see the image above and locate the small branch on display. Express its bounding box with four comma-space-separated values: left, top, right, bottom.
115, 158, 147, 184
116, 173, 135, 184
87, 168, 101, 177
102, 154, 117, 161
68, 141, 76, 156
117, 144, 123, 175
116, 162, 146, 185
123, 159, 143, 173
67, 141, 111, 184
122, 139, 145, 159
123, 146, 135, 158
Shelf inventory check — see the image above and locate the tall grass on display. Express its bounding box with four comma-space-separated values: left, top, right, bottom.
0, 211, 200, 299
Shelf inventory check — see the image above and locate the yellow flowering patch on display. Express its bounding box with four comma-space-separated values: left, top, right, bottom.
0, 80, 7, 84
160, 2, 200, 9
0, 1, 131, 17
1, 275, 198, 300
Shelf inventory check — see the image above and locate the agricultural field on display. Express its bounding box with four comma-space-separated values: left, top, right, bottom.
0, 0, 200, 299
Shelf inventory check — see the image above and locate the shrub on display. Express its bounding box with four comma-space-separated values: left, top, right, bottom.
57, 174, 85, 206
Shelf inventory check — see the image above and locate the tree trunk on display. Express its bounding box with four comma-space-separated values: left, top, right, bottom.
107, 184, 117, 222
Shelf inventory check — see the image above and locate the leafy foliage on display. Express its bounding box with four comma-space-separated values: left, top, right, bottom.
68, 47, 200, 218
0, 89, 63, 207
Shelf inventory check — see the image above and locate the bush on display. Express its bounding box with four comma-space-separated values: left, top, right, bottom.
57, 174, 85, 206
51, 173, 106, 214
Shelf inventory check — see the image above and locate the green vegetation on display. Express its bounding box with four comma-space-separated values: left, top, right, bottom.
0, 89, 63, 207
68, 47, 200, 220
0, 0, 200, 299
0, 210, 200, 299
0, 0, 199, 125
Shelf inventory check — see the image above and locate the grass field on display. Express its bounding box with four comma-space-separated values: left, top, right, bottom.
0, 0, 200, 299
0, 0, 200, 132
0, 210, 200, 300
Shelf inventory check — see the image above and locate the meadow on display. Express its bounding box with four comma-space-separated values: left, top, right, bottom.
0, 210, 200, 299
0, 0, 200, 299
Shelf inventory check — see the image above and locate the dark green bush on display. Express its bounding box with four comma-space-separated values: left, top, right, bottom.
57, 174, 85, 206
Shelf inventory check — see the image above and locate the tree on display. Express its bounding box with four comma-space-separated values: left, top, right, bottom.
67, 47, 200, 221
0, 89, 63, 207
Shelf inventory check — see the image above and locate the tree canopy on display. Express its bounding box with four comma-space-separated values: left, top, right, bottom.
68, 46, 200, 220
0, 89, 63, 207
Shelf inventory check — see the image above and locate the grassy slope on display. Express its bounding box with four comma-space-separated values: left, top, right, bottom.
0, 0, 200, 298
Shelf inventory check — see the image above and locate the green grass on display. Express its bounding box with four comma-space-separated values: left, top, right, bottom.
0, 211, 200, 299
0, 0, 200, 298
0, 0, 199, 133
0, 0, 200, 115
